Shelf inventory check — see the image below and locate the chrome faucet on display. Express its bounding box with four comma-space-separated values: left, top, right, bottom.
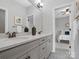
12, 32, 16, 37
6, 32, 16, 38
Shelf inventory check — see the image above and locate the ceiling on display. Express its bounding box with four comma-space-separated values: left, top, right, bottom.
15, 0, 32, 7
55, 6, 71, 18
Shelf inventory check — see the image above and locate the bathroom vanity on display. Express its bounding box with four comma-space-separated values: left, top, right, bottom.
0, 33, 53, 59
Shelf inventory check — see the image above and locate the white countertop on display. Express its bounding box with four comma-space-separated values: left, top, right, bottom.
0, 33, 52, 52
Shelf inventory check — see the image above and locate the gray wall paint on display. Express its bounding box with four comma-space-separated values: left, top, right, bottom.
0, 0, 27, 32
0, 9, 5, 33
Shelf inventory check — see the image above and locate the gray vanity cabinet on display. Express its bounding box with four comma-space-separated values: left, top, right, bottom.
46, 40, 51, 58
0, 35, 53, 59
39, 35, 53, 59
0, 39, 40, 59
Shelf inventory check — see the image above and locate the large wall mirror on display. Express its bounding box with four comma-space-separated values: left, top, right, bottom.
0, 8, 8, 33
53, 4, 73, 51
0, 0, 43, 34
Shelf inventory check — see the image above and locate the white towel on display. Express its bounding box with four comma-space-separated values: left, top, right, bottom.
17, 26, 22, 33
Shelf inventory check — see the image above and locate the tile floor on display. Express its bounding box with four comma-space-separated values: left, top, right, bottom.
48, 48, 73, 59
56, 42, 69, 50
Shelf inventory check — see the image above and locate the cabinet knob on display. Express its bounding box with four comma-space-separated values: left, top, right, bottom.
28, 56, 31, 59
25, 58, 28, 59
42, 47, 45, 50
42, 39, 45, 41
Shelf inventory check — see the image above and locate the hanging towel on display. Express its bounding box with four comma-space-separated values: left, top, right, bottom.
17, 26, 22, 33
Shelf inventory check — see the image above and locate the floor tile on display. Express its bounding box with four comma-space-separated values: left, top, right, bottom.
48, 48, 73, 59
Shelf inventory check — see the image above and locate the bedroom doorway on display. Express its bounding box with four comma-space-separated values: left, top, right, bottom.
55, 6, 71, 50
52, 3, 73, 56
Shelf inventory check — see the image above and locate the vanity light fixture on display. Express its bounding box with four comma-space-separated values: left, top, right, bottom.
60, 7, 71, 15
61, 7, 71, 15
65, 8, 71, 14
37, 2, 43, 8
28, 0, 43, 9
35, 0, 43, 8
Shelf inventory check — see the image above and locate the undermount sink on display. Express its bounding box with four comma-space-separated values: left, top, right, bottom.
16, 36, 30, 39
0, 35, 31, 41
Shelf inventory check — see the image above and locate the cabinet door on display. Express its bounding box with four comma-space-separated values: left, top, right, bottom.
16, 46, 40, 59
49, 39, 53, 52
46, 36, 53, 58
17, 53, 28, 59
39, 42, 47, 59
28, 47, 40, 59
47, 36, 53, 52
46, 40, 50, 58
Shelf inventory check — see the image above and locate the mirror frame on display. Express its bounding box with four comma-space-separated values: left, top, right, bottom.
52, 3, 73, 52
0, 7, 8, 33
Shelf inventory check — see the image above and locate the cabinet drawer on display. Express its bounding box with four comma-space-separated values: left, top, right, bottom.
40, 42, 47, 57
40, 37, 47, 44
17, 53, 28, 59
0, 39, 40, 59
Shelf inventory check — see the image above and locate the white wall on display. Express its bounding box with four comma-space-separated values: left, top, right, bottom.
0, 0, 27, 32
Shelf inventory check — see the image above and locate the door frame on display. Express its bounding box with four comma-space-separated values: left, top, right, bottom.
0, 7, 8, 33
52, 2, 75, 58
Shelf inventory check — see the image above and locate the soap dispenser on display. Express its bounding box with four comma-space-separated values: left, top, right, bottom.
24, 27, 29, 32
32, 26, 36, 35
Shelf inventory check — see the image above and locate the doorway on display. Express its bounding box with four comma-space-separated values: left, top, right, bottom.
52, 3, 73, 57
55, 6, 71, 50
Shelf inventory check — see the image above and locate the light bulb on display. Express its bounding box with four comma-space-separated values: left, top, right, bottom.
40, 3, 43, 7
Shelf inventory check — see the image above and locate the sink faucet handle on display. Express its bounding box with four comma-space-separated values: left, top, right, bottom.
12, 32, 16, 37
6, 32, 12, 38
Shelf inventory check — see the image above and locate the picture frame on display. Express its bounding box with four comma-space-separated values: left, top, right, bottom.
14, 16, 22, 25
